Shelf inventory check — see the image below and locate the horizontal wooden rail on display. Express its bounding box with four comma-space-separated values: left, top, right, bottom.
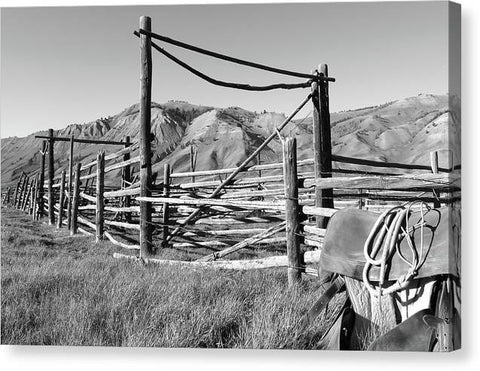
77, 205, 160, 213
137, 29, 332, 81
177, 172, 313, 189
301, 206, 338, 218
183, 228, 266, 237
77, 215, 96, 231
170, 159, 314, 179
303, 225, 326, 237
197, 222, 287, 262
332, 154, 460, 173
172, 237, 285, 250
79, 192, 96, 203
303, 172, 460, 190
80, 143, 139, 171
104, 156, 140, 174
113, 249, 322, 270
176, 216, 284, 225
304, 239, 322, 248
218, 187, 315, 200
104, 187, 141, 198
105, 219, 140, 230
35, 135, 127, 146
104, 231, 140, 250
136, 196, 285, 211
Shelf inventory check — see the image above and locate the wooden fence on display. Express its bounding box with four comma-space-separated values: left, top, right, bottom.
1, 16, 461, 288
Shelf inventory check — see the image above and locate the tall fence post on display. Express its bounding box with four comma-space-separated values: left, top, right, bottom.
311, 64, 334, 228
96, 152, 105, 243
67, 135, 74, 228
162, 163, 171, 248
122, 136, 132, 223
283, 137, 302, 286
70, 163, 81, 236
48, 129, 55, 225
38, 141, 46, 217
139, 15, 154, 257
57, 170, 66, 228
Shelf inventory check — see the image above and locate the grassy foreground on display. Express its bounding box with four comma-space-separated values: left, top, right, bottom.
1, 207, 342, 348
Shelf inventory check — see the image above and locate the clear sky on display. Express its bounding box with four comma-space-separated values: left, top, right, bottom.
1, 1, 450, 138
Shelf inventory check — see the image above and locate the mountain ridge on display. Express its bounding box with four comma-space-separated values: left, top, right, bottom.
1, 94, 460, 189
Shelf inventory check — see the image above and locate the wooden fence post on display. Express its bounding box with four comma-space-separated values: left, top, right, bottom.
430, 151, 441, 208
139, 15, 154, 257
17, 175, 28, 209
48, 129, 55, 225
358, 188, 364, 210
29, 177, 36, 215
57, 170, 66, 228
39, 140, 47, 217
5, 187, 11, 205
96, 152, 105, 243
33, 175, 40, 221
283, 137, 302, 286
257, 152, 262, 179
122, 136, 132, 223
3, 187, 11, 205
21, 177, 32, 211
13, 173, 24, 208
190, 145, 196, 184
70, 163, 81, 236
311, 64, 334, 228
162, 163, 171, 248
67, 135, 74, 228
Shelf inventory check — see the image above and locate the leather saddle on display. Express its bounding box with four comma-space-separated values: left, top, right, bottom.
319, 206, 460, 281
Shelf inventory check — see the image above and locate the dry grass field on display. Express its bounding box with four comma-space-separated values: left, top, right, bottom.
1, 207, 342, 348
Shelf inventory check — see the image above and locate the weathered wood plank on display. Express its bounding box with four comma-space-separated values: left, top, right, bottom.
162, 163, 170, 248
104, 187, 141, 198
56, 171, 66, 229
113, 249, 322, 271
283, 138, 301, 285
96, 152, 105, 242
178, 172, 313, 190
303, 172, 460, 190
303, 225, 326, 237
79, 192, 96, 203
48, 129, 55, 225
197, 221, 286, 262
170, 158, 314, 179
70, 163, 81, 235
302, 205, 337, 217
105, 231, 140, 250
105, 219, 140, 230
136, 196, 285, 211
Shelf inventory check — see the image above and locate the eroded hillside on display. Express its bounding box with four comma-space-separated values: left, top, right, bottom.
1, 94, 460, 189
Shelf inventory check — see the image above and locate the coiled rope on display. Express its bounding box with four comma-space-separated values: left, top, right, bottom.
362, 201, 432, 297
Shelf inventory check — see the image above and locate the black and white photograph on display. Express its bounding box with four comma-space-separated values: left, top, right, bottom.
0, 0, 465, 359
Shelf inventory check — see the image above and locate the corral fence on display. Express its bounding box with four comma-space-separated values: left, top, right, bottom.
2, 16, 461, 289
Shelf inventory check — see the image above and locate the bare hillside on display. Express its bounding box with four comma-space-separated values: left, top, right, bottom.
1, 94, 460, 189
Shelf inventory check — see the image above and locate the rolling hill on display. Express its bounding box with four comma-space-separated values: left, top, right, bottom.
1, 93, 460, 189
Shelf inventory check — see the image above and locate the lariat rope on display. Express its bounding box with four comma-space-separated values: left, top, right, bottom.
362, 201, 432, 297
